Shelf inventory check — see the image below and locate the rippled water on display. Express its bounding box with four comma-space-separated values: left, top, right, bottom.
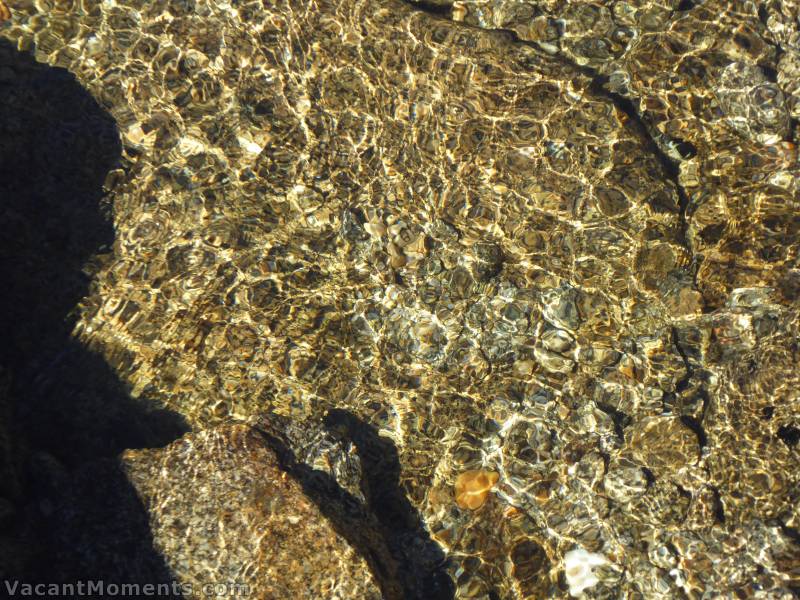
1, 0, 799, 597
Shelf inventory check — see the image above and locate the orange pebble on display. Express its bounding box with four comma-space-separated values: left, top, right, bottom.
454, 469, 500, 510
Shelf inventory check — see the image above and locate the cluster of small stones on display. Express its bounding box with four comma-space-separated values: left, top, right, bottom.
2, 0, 799, 597
425, 0, 800, 308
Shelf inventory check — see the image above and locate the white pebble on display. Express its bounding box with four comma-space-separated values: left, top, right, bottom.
564, 548, 608, 597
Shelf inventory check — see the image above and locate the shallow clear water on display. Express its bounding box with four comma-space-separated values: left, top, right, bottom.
1, 0, 799, 597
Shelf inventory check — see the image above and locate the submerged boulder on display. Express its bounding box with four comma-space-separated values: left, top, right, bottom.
122, 423, 385, 599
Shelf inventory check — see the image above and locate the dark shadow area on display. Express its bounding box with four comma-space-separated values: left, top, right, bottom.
0, 38, 187, 588
406, 0, 454, 18
324, 409, 455, 599
256, 409, 455, 600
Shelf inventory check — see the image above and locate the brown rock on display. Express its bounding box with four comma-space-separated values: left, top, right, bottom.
122, 424, 383, 599
627, 416, 701, 478
454, 469, 500, 510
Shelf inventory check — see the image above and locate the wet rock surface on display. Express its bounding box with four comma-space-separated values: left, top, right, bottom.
1, 0, 799, 597
122, 422, 386, 600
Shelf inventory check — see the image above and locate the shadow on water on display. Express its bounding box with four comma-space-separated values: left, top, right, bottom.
258, 409, 455, 600
0, 39, 188, 589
